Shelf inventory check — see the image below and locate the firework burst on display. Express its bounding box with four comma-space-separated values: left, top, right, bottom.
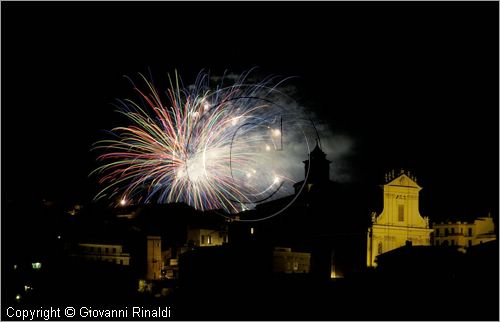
92, 70, 313, 214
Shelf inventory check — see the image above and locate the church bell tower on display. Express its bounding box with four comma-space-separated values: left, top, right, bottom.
294, 141, 332, 194
303, 141, 331, 184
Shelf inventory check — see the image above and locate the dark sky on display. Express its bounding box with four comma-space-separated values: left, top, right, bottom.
2, 2, 498, 221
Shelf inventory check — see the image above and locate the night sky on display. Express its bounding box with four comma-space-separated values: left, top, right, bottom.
2, 2, 498, 222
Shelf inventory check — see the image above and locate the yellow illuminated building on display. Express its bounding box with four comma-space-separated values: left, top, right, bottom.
146, 236, 162, 280
77, 243, 130, 265
187, 227, 228, 247
367, 170, 432, 267
433, 214, 496, 251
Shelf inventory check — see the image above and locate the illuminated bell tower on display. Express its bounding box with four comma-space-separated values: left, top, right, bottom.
366, 170, 432, 267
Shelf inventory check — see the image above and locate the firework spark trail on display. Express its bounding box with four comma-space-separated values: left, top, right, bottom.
92, 71, 312, 213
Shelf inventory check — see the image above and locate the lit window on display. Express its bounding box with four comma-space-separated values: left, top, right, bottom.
398, 205, 404, 222
207, 235, 212, 244
250, 227, 254, 235
31, 262, 42, 270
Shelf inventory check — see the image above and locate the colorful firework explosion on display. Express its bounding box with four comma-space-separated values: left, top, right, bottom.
92, 70, 313, 214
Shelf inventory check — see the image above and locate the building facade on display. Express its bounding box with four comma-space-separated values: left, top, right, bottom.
366, 170, 432, 267
77, 243, 130, 265
433, 214, 496, 251
146, 236, 162, 280
187, 227, 228, 247
272, 247, 311, 274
